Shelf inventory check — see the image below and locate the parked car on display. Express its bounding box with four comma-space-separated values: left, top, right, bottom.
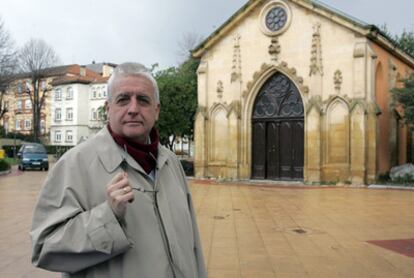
17, 143, 49, 171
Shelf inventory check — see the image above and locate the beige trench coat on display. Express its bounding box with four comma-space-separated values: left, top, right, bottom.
30, 127, 206, 278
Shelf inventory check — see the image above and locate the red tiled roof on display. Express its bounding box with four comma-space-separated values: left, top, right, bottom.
13, 64, 102, 80
92, 76, 109, 84
50, 76, 96, 86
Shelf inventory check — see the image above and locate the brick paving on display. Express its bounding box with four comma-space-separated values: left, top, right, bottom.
0, 166, 413, 277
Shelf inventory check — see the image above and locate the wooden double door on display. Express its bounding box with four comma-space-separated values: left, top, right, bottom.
251, 72, 304, 180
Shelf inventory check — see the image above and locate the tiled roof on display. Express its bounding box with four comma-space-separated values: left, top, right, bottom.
50, 76, 96, 86
85, 62, 117, 74
91, 76, 109, 84
12, 64, 102, 80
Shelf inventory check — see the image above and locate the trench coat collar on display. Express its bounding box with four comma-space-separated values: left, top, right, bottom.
96, 126, 169, 174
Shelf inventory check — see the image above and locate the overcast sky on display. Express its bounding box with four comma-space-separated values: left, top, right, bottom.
0, 0, 412, 70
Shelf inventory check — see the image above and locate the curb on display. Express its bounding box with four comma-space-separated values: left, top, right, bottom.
0, 169, 12, 176
368, 184, 414, 190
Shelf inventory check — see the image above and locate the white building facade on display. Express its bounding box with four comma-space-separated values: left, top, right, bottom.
50, 80, 108, 146
88, 81, 108, 136
50, 83, 91, 146
49, 64, 115, 147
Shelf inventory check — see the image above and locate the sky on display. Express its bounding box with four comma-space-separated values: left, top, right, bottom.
0, 0, 413, 70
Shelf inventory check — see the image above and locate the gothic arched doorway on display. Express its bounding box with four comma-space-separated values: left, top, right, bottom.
251, 72, 304, 180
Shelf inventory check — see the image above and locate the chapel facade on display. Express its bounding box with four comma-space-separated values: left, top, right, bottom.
192, 0, 414, 184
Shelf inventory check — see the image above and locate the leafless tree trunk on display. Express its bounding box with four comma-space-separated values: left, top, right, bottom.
176, 32, 203, 64
19, 38, 60, 141
0, 17, 17, 122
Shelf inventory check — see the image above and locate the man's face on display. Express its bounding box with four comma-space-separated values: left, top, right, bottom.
106, 75, 160, 143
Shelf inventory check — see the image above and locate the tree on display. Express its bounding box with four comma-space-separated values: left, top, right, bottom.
0, 17, 17, 122
392, 74, 414, 126
156, 58, 200, 150
380, 24, 414, 57
18, 38, 60, 141
396, 30, 414, 57
176, 32, 203, 64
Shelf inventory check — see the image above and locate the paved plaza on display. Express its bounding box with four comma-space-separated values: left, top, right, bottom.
0, 166, 413, 277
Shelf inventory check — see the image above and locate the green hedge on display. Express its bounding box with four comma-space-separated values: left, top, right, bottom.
2, 144, 73, 157
2, 145, 18, 157
0, 159, 11, 171
180, 159, 194, 176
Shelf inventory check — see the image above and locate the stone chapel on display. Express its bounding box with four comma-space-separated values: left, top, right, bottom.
192, 0, 414, 184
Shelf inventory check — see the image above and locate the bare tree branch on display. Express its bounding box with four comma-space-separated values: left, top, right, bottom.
0, 16, 17, 123
176, 32, 203, 64
18, 38, 60, 141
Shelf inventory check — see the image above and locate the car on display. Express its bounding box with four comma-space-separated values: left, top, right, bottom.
17, 143, 49, 171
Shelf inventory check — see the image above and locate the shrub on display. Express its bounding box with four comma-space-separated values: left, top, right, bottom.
2, 145, 19, 157
393, 173, 414, 185
2, 144, 73, 156
0, 159, 11, 172
180, 159, 194, 176
377, 172, 390, 183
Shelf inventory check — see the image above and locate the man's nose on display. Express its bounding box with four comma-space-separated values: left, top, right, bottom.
127, 99, 140, 114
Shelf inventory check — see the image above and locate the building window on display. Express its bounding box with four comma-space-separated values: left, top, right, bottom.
66, 130, 73, 142
25, 80, 31, 92
40, 119, 46, 135
97, 87, 102, 98
16, 100, 22, 112
17, 81, 22, 94
66, 87, 73, 100
102, 86, 107, 98
92, 88, 97, 99
25, 99, 32, 110
55, 89, 62, 101
4, 121, 8, 133
66, 108, 73, 121
55, 130, 62, 142
24, 119, 31, 130
55, 108, 62, 121
91, 108, 97, 120
15, 120, 21, 130
259, 1, 292, 36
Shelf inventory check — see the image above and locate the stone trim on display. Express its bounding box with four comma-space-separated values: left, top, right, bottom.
242, 62, 309, 99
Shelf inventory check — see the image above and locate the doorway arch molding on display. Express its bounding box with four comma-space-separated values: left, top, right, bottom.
240, 62, 309, 179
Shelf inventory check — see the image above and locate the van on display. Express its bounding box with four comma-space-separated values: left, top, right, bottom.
17, 143, 49, 171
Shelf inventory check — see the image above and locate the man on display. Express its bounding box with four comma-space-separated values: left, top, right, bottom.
30, 62, 206, 278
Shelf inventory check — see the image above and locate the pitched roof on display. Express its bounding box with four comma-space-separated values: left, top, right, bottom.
13, 64, 102, 80
50, 74, 109, 86
85, 62, 117, 75
49, 76, 96, 86
192, 0, 414, 67
91, 76, 109, 84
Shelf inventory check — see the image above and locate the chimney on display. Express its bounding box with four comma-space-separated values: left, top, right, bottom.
80, 66, 86, 76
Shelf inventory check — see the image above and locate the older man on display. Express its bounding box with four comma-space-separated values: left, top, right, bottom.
30, 62, 206, 278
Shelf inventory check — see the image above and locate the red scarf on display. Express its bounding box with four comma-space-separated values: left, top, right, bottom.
108, 123, 159, 174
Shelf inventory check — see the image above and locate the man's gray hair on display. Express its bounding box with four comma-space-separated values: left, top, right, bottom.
107, 62, 159, 103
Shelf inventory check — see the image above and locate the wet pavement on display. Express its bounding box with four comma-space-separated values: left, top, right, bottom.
0, 166, 413, 277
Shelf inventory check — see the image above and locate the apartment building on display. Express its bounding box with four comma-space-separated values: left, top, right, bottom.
49, 75, 109, 146
2, 65, 102, 141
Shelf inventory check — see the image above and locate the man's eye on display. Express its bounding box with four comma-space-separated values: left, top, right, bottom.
137, 97, 150, 106
116, 97, 130, 105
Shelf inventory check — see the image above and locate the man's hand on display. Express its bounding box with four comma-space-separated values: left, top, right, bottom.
106, 172, 134, 219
